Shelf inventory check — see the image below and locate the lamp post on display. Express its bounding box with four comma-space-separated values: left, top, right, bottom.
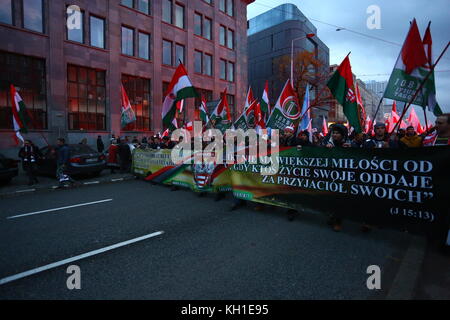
290, 33, 315, 85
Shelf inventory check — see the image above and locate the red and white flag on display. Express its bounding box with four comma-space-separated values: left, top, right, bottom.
10, 85, 29, 145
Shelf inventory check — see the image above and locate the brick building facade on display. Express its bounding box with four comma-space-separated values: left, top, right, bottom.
0, 0, 253, 154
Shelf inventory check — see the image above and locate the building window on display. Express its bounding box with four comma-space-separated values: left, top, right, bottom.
219, 0, 233, 16
194, 13, 202, 36
204, 53, 212, 76
67, 9, 84, 43
220, 26, 234, 50
138, 0, 150, 14
122, 75, 151, 131
203, 17, 212, 40
121, 0, 133, 8
194, 51, 212, 76
226, 0, 233, 16
219, 25, 226, 46
174, 3, 184, 29
90, 16, 105, 49
23, 0, 44, 33
68, 65, 106, 131
0, 51, 47, 129
194, 50, 202, 74
0, 0, 13, 25
162, 39, 172, 66
138, 32, 150, 60
121, 0, 150, 14
162, 0, 172, 23
219, 0, 225, 12
227, 61, 234, 82
227, 94, 235, 118
175, 43, 184, 66
227, 29, 234, 49
121, 26, 134, 56
195, 13, 212, 40
219, 59, 226, 80
162, 81, 169, 102
194, 88, 212, 109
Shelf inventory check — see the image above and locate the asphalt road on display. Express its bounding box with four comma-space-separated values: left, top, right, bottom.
0, 180, 416, 299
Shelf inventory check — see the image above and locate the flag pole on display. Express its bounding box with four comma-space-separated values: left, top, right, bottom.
390, 41, 449, 134
371, 96, 384, 125
423, 107, 429, 132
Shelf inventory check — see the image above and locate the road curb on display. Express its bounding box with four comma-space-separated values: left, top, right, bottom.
0, 175, 135, 199
386, 235, 427, 300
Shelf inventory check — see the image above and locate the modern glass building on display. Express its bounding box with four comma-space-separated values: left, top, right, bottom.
247, 3, 330, 129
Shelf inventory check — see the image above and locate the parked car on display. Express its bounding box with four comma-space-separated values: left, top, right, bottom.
0, 153, 19, 184
36, 144, 106, 177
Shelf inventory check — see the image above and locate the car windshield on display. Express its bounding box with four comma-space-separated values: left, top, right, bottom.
70, 145, 96, 154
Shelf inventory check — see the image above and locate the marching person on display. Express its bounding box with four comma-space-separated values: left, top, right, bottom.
118, 137, 132, 173
18, 139, 41, 185
399, 126, 423, 148
97, 135, 105, 153
107, 138, 120, 174
363, 123, 391, 148
323, 123, 350, 148
423, 113, 450, 146
55, 138, 75, 187
322, 124, 350, 231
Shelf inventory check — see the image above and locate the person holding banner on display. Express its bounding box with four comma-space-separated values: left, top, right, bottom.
280, 126, 299, 147
399, 126, 423, 148
423, 113, 450, 146
363, 123, 390, 149
323, 124, 350, 148
297, 130, 313, 147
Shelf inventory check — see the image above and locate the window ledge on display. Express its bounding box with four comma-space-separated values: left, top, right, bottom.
0, 23, 48, 37
161, 21, 187, 33
120, 54, 152, 63
119, 4, 153, 18
64, 40, 108, 53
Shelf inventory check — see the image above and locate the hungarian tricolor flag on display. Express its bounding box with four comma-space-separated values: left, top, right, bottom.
266, 79, 301, 130
327, 54, 363, 133
120, 84, 136, 128
10, 84, 29, 145
162, 63, 198, 130
422, 22, 442, 116
384, 19, 434, 108
210, 88, 231, 133
260, 80, 270, 122
199, 95, 209, 124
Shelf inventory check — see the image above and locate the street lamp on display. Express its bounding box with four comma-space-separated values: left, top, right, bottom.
291, 33, 315, 85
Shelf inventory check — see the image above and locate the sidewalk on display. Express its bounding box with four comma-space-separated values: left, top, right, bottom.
0, 166, 134, 198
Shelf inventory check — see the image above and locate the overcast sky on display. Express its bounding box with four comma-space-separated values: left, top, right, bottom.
247, 0, 450, 123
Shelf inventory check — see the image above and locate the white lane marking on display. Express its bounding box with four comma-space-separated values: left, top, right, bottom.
16, 189, 36, 193
84, 181, 100, 185
6, 199, 113, 220
111, 178, 124, 182
0, 231, 164, 286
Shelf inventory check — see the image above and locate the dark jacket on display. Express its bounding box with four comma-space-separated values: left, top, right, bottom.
56, 144, 70, 166
97, 137, 105, 153
281, 135, 299, 147
118, 143, 132, 161
18, 145, 41, 163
